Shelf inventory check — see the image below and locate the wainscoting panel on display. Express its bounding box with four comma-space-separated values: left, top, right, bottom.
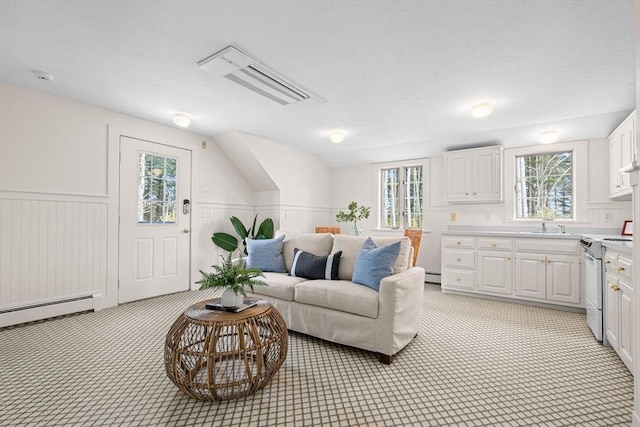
0, 196, 108, 310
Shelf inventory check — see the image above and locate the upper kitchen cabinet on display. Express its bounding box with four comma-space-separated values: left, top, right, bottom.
444, 145, 503, 203
609, 109, 637, 200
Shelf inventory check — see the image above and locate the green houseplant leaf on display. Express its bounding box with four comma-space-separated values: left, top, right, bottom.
211, 233, 238, 253
255, 218, 274, 240
230, 216, 249, 239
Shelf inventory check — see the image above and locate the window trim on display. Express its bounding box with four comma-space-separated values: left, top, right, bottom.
374, 158, 429, 230
504, 140, 588, 223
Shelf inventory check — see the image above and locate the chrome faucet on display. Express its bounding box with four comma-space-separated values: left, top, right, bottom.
541, 218, 553, 233
558, 224, 566, 234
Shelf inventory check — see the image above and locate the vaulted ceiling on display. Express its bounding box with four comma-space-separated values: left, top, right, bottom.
0, 0, 635, 167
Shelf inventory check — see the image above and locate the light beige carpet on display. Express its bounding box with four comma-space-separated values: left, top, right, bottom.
0, 285, 633, 426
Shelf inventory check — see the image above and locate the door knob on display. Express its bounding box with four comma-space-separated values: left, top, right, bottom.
183, 229, 190, 234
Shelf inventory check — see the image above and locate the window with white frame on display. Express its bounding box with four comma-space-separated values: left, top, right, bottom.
380, 165, 423, 229
515, 150, 573, 219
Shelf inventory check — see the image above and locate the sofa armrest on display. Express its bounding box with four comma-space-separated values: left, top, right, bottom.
376, 267, 425, 356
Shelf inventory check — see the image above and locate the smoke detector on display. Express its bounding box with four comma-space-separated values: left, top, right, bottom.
32, 70, 54, 82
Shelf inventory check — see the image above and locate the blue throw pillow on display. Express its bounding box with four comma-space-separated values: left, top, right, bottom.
246, 235, 287, 273
352, 237, 401, 291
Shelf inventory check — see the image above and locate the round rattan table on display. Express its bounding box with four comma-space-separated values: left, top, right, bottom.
164, 299, 288, 401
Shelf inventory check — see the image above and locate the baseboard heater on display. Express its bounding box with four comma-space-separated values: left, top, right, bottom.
0, 293, 101, 328
425, 272, 441, 284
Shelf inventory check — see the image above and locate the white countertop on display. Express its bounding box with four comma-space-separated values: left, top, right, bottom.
442, 229, 634, 255
601, 239, 633, 256
442, 230, 581, 240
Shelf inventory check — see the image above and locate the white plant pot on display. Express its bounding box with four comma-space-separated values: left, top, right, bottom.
221, 287, 244, 307
350, 224, 362, 236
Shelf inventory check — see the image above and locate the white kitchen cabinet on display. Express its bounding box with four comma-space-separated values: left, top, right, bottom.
604, 249, 634, 373
441, 237, 475, 291
514, 253, 547, 299
609, 110, 637, 200
442, 233, 581, 309
477, 250, 513, 295
546, 254, 581, 304
512, 252, 580, 303
444, 145, 503, 203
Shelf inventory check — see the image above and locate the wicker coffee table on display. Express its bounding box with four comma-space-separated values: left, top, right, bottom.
164, 299, 288, 401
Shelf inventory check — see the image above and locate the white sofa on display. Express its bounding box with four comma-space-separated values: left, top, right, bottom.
249, 231, 425, 364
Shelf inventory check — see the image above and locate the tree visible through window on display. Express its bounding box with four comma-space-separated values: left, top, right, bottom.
515, 151, 572, 219
380, 165, 423, 228
137, 152, 177, 224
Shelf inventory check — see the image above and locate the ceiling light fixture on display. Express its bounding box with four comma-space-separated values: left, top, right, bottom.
471, 102, 492, 118
329, 131, 345, 144
173, 113, 191, 127
539, 130, 559, 144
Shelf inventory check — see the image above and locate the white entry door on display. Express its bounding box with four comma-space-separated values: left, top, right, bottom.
119, 136, 192, 303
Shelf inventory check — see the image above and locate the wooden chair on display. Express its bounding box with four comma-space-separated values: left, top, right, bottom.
315, 226, 341, 234
404, 228, 422, 267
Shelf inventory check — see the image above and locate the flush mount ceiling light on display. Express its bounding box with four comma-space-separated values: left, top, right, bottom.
539, 130, 559, 144
173, 113, 191, 127
471, 102, 492, 118
329, 131, 345, 144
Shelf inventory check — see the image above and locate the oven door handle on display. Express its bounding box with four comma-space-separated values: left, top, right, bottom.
584, 252, 597, 262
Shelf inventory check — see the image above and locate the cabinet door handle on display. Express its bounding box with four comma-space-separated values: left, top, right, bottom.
547, 259, 552, 264
506, 257, 511, 261
456, 258, 461, 262
610, 284, 620, 291
456, 278, 461, 282
605, 260, 610, 265
491, 243, 496, 248
456, 241, 461, 245
617, 267, 625, 272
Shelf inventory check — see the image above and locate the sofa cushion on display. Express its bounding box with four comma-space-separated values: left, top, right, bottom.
291, 249, 342, 280
276, 231, 334, 272
294, 280, 379, 318
352, 238, 401, 291
251, 272, 306, 301
332, 235, 412, 281
246, 235, 287, 273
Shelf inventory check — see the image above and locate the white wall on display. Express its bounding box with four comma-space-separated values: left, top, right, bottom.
215, 131, 333, 233
0, 82, 332, 315
330, 138, 632, 278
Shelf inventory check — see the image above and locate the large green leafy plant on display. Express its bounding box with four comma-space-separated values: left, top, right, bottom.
196, 252, 266, 295
212, 214, 275, 255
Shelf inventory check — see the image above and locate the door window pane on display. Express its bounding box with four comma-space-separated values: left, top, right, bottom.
137, 153, 177, 224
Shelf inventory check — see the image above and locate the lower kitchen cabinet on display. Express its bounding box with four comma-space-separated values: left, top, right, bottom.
514, 253, 546, 299
442, 234, 582, 309
605, 249, 634, 374
545, 254, 581, 304
477, 250, 513, 295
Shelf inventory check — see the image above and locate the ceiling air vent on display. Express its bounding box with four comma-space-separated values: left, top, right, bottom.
197, 45, 325, 107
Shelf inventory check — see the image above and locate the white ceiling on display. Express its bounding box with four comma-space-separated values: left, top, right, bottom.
0, 0, 636, 167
